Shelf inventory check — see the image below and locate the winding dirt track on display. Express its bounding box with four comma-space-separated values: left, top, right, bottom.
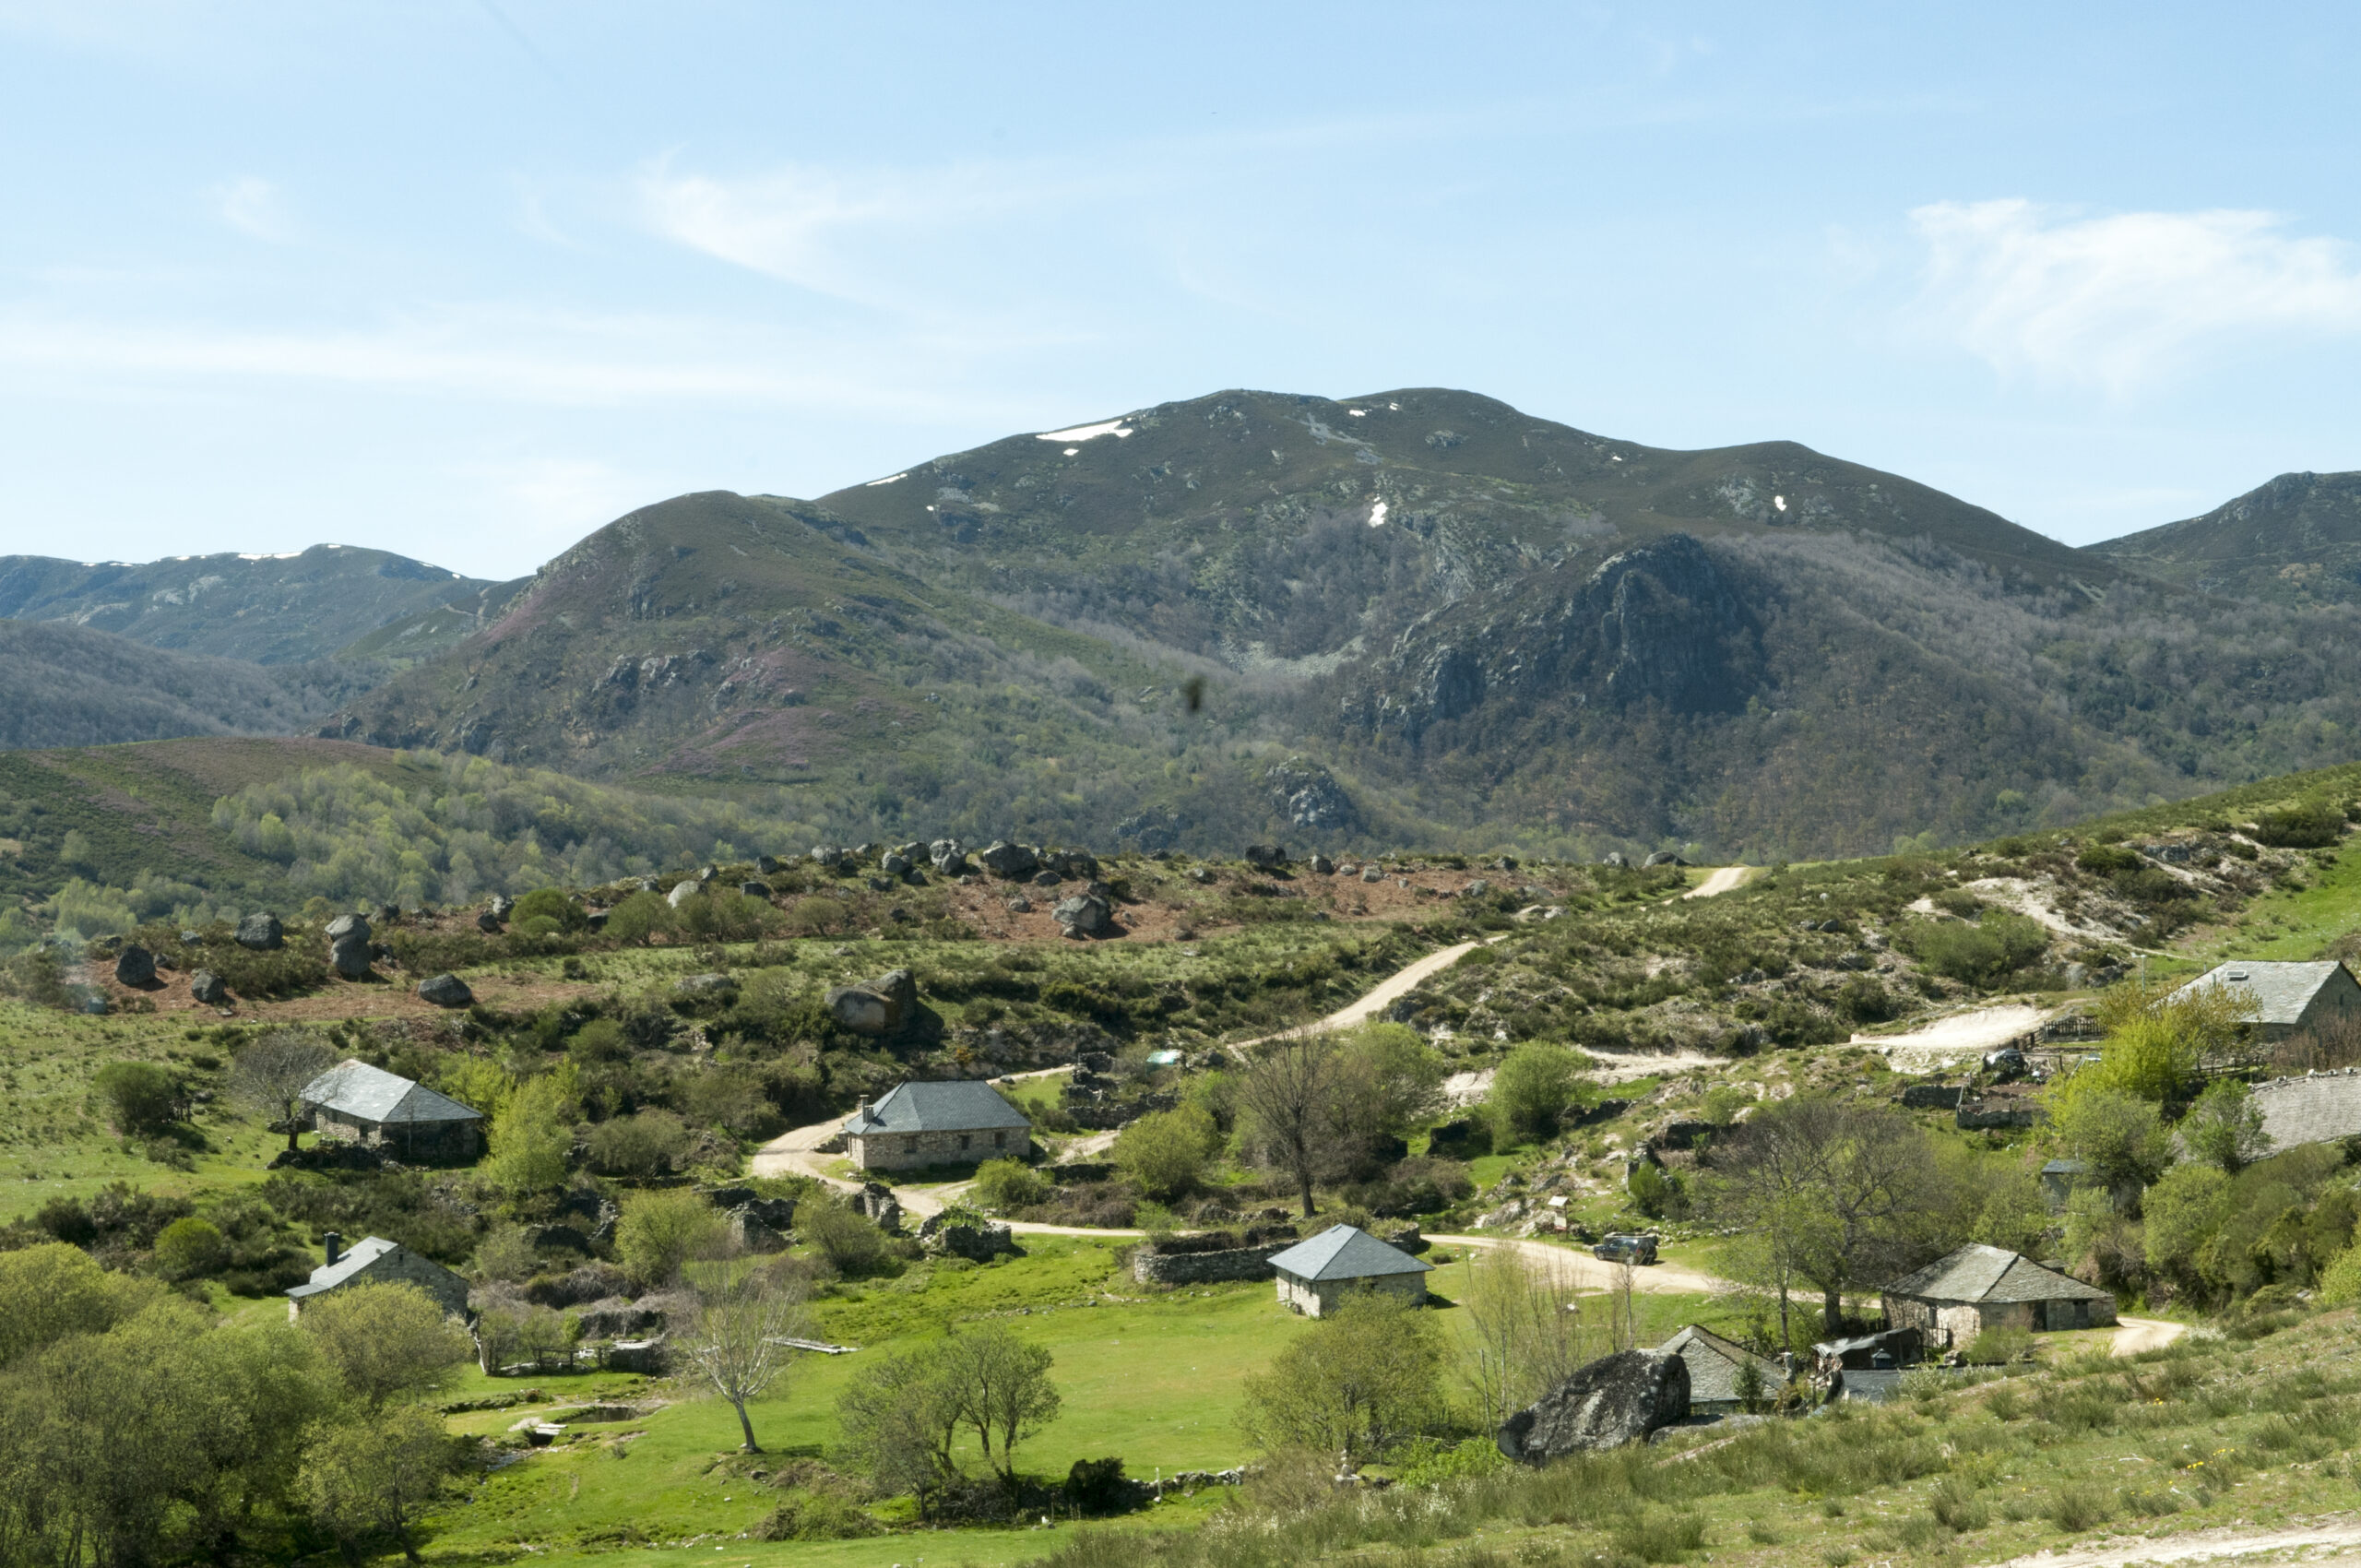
2111, 1314, 2190, 1357
1682, 866, 1751, 899
1987, 1516, 2361, 1568
1426, 1232, 1732, 1296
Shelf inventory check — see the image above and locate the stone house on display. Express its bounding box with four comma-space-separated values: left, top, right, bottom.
842, 1080, 1033, 1172
2171, 960, 2361, 1045
1265, 1224, 1431, 1317
1655, 1324, 1785, 1414
285, 1232, 469, 1322
299, 1059, 483, 1163
2248, 1069, 2361, 1153
1881, 1243, 2118, 1346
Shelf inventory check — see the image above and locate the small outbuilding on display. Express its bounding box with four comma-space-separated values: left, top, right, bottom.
2170, 960, 2361, 1044
1655, 1324, 1785, 1414
842, 1080, 1033, 1171
1265, 1224, 1431, 1317
1881, 1243, 2118, 1347
299, 1059, 483, 1162
285, 1231, 469, 1322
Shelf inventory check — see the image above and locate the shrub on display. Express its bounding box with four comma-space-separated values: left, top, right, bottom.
92, 1061, 182, 1135
2075, 844, 2142, 875
1112, 1105, 1219, 1201
585, 1111, 691, 1177
1902, 912, 2049, 987
753, 1491, 880, 1540
1488, 1042, 1590, 1146
1962, 1325, 2034, 1365
510, 887, 586, 933
801, 1198, 890, 1277
151, 1217, 231, 1281
602, 890, 671, 946
972, 1158, 1050, 1213
2251, 802, 2344, 849
613, 1189, 723, 1287
1628, 1161, 1687, 1219
1063, 1456, 1130, 1515
2046, 1483, 2114, 1531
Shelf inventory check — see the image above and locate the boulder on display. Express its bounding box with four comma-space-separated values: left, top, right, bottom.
1005, 895, 1033, 914
489, 894, 516, 919
1243, 844, 1287, 869
1033, 869, 1063, 886
740, 881, 772, 899
1308, 853, 1335, 874
1461, 880, 1491, 898
872, 968, 919, 1012
809, 846, 845, 870
754, 854, 782, 875
326, 914, 374, 979
826, 986, 898, 1036
724, 1206, 788, 1253
666, 880, 701, 909
417, 973, 474, 1007
605, 1336, 668, 1374
113, 944, 156, 987
234, 912, 284, 951
1497, 1350, 1690, 1462
1600, 852, 1629, 869
919, 1214, 1021, 1261
1359, 865, 1384, 883
1045, 848, 1099, 880
189, 969, 228, 1004
476, 909, 504, 933
1053, 893, 1115, 938
880, 852, 910, 876
1643, 851, 1690, 868
977, 839, 1038, 879
929, 837, 972, 875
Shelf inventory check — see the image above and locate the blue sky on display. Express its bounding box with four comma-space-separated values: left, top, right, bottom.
3, 3, 2358, 580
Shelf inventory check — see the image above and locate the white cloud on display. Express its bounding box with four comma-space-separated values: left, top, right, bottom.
1909, 199, 2361, 393
208, 175, 294, 242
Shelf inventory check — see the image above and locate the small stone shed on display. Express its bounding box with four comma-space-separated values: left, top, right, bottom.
299, 1059, 483, 1162
842, 1080, 1032, 1172
1882, 1243, 2118, 1346
1265, 1224, 1431, 1317
285, 1232, 469, 1322
2171, 960, 2361, 1044
1655, 1324, 1784, 1413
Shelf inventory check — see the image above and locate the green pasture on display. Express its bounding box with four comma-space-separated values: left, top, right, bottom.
2183, 846, 2361, 969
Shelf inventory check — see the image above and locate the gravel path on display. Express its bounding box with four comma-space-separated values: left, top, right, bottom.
1682, 866, 1751, 899
1987, 1515, 2361, 1568
2112, 1315, 2190, 1357
1854, 1003, 2058, 1069
1425, 1232, 1732, 1296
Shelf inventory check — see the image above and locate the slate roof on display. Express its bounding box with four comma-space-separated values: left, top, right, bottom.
300, 1059, 482, 1125
2252, 1070, 2361, 1150
1883, 1243, 2114, 1305
1656, 1324, 1781, 1405
844, 1080, 1032, 1136
286, 1235, 403, 1299
1266, 1224, 1432, 1283
2171, 961, 2353, 1027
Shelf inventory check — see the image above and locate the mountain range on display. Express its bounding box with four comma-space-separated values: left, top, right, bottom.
16, 387, 2361, 862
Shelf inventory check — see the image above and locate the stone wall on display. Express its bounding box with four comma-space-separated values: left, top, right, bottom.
1277, 1270, 1428, 1317
312, 1109, 481, 1164
1132, 1240, 1292, 1286
848, 1124, 1026, 1170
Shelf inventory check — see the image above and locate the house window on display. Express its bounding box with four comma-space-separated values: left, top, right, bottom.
993, 1131, 1006, 1147
905, 1135, 919, 1153
959, 1134, 972, 1150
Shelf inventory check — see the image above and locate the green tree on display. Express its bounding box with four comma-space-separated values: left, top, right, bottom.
2142, 1161, 2231, 1283
1488, 1042, 1589, 1147
300, 1407, 460, 1563
1240, 1292, 1444, 1464
2181, 1078, 2272, 1173
92, 1060, 182, 1135
2083, 974, 2259, 1100
295, 1281, 471, 1410
2044, 1077, 2173, 1191
1459, 1244, 1587, 1431
0, 1241, 160, 1362
1112, 1104, 1219, 1201
1237, 1033, 1343, 1217
481, 1070, 577, 1195
602, 889, 673, 945
836, 1347, 964, 1511
943, 1324, 1061, 1484
613, 1188, 724, 1288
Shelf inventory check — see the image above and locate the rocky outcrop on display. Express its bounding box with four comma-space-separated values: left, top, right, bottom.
918, 1212, 1021, 1261
1265, 758, 1362, 833
1053, 893, 1115, 938
978, 840, 1039, 880
825, 968, 919, 1036
1497, 1349, 1690, 1462
235, 912, 283, 951
113, 945, 156, 987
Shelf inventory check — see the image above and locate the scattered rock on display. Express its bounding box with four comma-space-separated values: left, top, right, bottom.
1497, 1350, 1690, 1462
189, 969, 228, 1004
234, 912, 283, 951
417, 973, 474, 1008
326, 913, 373, 980
476, 910, 504, 933
1308, 853, 1335, 874
666, 880, 701, 909
1461, 880, 1491, 898
489, 894, 516, 920
1243, 844, 1287, 869
755, 854, 783, 875
880, 853, 911, 876
1044, 848, 1098, 880
1600, 852, 1629, 869
1005, 895, 1033, 914
740, 881, 771, 899
1360, 865, 1384, 883
825, 968, 917, 1035
113, 945, 156, 987
1032, 870, 1063, 886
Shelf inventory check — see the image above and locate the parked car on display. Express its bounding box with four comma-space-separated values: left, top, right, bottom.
1593, 1232, 1658, 1265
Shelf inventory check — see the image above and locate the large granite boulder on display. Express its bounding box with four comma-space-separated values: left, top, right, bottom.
1053, 893, 1115, 938
113, 944, 156, 987
665, 879, 702, 909
1497, 1349, 1690, 1463
326, 913, 373, 979
234, 912, 283, 951
977, 840, 1038, 880
188, 969, 228, 1004
825, 970, 916, 1036
1244, 844, 1287, 869
929, 837, 971, 875
417, 972, 474, 1007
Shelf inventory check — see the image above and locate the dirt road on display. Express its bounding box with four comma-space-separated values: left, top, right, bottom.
2112, 1315, 2189, 1357
1426, 1232, 1731, 1296
1989, 1516, 2361, 1568
1682, 866, 1751, 899
1854, 1003, 2058, 1069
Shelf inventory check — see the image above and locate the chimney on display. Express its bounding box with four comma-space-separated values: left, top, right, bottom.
856, 1096, 871, 1111
323, 1232, 343, 1266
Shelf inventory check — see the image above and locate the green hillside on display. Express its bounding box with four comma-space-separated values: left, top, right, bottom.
2087, 469, 2361, 605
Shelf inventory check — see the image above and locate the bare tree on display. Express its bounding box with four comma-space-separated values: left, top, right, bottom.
1236, 1033, 1342, 1216
228, 1030, 337, 1155
681, 1261, 812, 1453
943, 1325, 1061, 1484
1460, 1244, 1588, 1431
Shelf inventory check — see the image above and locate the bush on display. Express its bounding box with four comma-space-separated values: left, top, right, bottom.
753, 1491, 880, 1541
1902, 912, 2049, 988
1962, 1325, 2034, 1365
1628, 1161, 1687, 1219
1488, 1042, 1589, 1146
2251, 802, 2344, 849
2046, 1483, 2114, 1531
1063, 1456, 1130, 1515
2075, 844, 2142, 875
510, 888, 586, 933
585, 1111, 690, 1177
151, 1217, 231, 1281
92, 1062, 182, 1135
972, 1158, 1050, 1213
1612, 1514, 1707, 1563
602, 890, 671, 946
801, 1198, 890, 1277
612, 1189, 722, 1287
1112, 1105, 1218, 1201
